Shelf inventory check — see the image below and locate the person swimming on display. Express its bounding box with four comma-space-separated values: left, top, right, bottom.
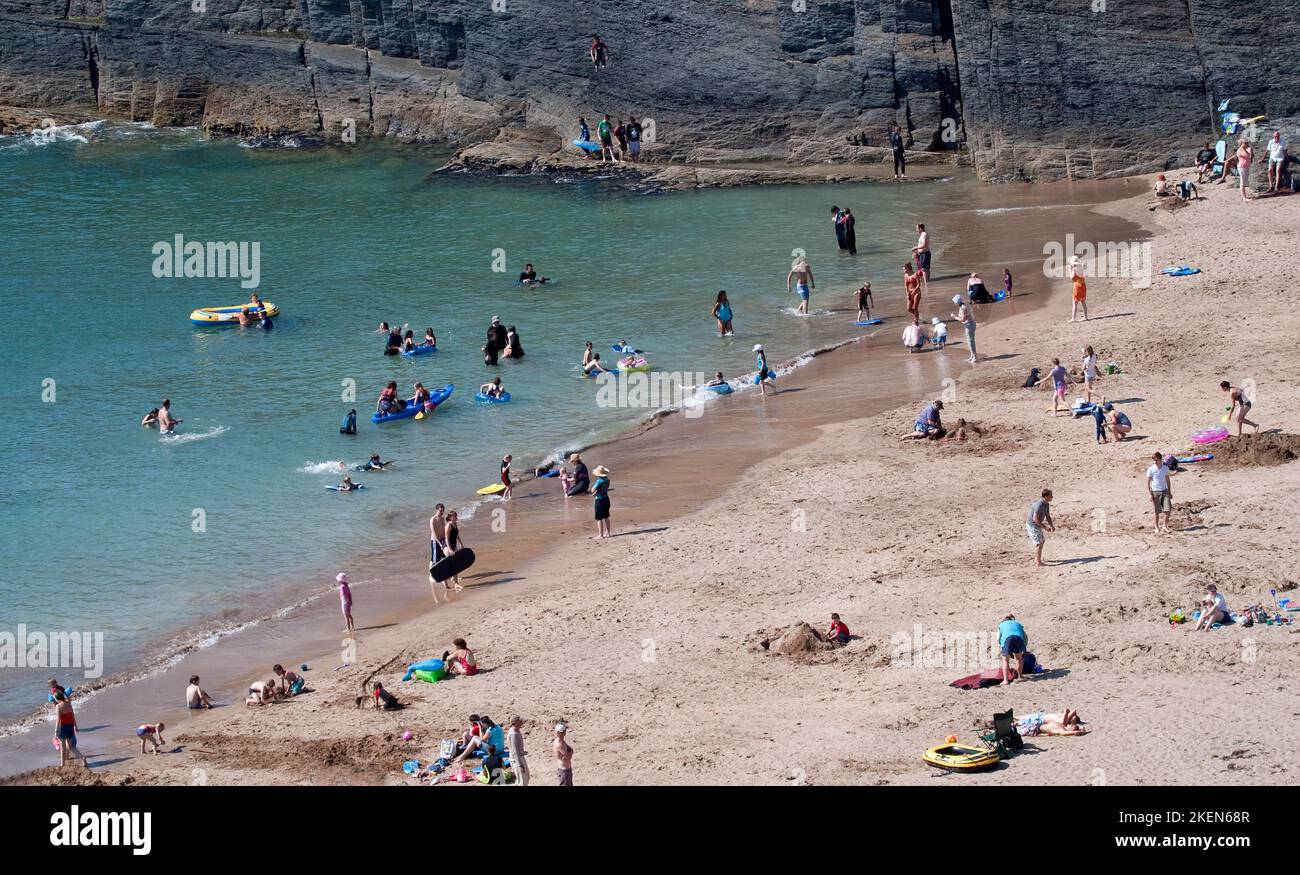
141, 408, 160, 428
402, 330, 416, 353
359, 454, 391, 471
584, 353, 614, 375
421, 328, 436, 348
336, 475, 361, 492
519, 264, 549, 285
384, 326, 403, 356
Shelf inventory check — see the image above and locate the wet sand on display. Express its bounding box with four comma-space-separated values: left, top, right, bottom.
0, 174, 1153, 781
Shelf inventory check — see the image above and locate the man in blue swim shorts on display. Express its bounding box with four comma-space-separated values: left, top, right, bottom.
787, 255, 815, 315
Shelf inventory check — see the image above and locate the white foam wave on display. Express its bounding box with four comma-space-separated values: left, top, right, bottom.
160, 425, 228, 444
298, 460, 348, 475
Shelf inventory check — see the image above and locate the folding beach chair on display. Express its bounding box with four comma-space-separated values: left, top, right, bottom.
979, 709, 1023, 758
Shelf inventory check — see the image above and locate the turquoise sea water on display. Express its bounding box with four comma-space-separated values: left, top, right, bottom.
0, 122, 971, 723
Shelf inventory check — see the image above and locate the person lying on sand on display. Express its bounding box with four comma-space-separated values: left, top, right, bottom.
1018, 709, 1086, 737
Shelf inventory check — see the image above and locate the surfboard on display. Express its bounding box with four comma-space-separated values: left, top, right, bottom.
540, 469, 562, 478
431, 547, 476, 583
573, 139, 601, 152
853, 319, 884, 326
477, 483, 507, 495
325, 484, 365, 491
1176, 453, 1213, 464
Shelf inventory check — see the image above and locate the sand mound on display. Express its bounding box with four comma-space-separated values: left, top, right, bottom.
1201, 433, 1300, 468
753, 621, 836, 656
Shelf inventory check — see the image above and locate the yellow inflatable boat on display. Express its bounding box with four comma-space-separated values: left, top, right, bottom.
190, 302, 279, 326
921, 743, 1000, 772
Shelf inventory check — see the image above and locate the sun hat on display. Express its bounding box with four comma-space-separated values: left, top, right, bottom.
554, 723, 568, 733
952, 295, 962, 304
336, 573, 348, 583
931, 316, 942, 324
593, 465, 610, 477
752, 343, 764, 352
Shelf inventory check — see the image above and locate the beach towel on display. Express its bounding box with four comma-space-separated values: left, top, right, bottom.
950, 667, 1018, 690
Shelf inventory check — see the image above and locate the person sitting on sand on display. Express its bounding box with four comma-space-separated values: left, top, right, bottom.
1194, 584, 1229, 631
186, 675, 213, 709
1195, 142, 1216, 182
825, 613, 850, 645
1154, 173, 1171, 196
998, 614, 1028, 685
370, 681, 402, 711
246, 678, 278, 706
902, 399, 944, 440
141, 408, 160, 428
455, 715, 505, 763
1103, 402, 1132, 439
902, 318, 928, 352
273, 664, 306, 696
444, 638, 477, 676
1018, 709, 1086, 737
136, 722, 166, 754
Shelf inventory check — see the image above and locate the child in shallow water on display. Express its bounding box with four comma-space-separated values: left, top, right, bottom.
136, 722, 166, 754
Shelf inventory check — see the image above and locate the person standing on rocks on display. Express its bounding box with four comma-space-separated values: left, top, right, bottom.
889, 125, 907, 179
589, 35, 608, 71
626, 116, 643, 162
613, 118, 628, 160
597, 114, 618, 164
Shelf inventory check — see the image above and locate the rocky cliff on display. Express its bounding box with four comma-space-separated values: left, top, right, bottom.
1, 1, 1296, 181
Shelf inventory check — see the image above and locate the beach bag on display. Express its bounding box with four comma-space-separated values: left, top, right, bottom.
439, 739, 457, 760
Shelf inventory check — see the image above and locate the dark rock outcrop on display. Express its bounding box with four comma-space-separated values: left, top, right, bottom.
1, 1, 1296, 181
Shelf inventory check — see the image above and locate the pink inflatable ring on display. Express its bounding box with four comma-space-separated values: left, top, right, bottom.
1191, 426, 1229, 444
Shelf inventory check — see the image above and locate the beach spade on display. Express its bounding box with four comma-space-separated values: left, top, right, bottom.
1221, 414, 1230, 423
415, 410, 425, 420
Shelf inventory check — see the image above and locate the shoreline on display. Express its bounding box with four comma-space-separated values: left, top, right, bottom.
0, 170, 1153, 782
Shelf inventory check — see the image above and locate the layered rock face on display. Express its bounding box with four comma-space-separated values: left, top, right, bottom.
952, 1, 1300, 180
1, 1, 1296, 180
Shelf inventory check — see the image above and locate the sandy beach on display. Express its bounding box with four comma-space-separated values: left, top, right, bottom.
11, 173, 1299, 787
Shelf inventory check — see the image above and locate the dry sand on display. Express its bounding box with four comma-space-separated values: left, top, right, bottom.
12, 173, 1300, 787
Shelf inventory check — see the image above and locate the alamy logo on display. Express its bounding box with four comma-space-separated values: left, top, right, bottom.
1043, 233, 1151, 289
151, 234, 261, 289
49, 806, 151, 855
0, 625, 103, 678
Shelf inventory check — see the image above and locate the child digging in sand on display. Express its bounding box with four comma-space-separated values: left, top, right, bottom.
136, 722, 166, 755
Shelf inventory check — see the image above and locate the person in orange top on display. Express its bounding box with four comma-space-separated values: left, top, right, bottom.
1069, 255, 1088, 322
